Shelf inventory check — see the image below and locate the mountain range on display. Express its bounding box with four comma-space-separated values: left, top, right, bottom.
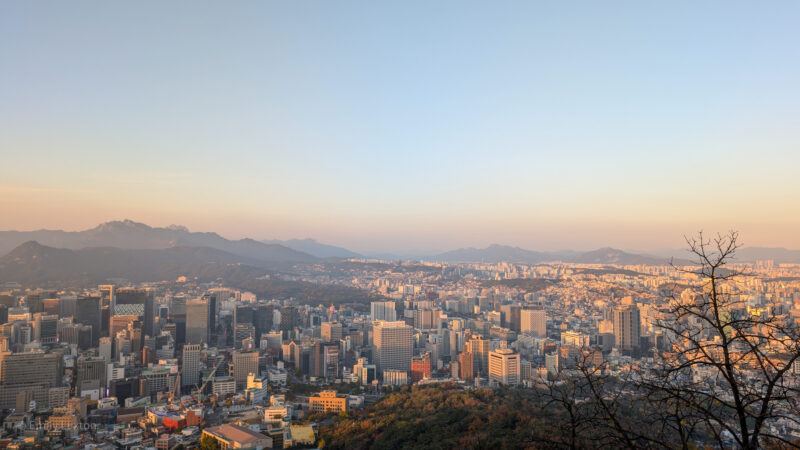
0, 241, 267, 286
0, 220, 317, 263
2, 221, 799, 287
429, 244, 688, 265
262, 238, 362, 259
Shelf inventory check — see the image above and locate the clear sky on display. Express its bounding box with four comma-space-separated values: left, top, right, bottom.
1, 1, 799, 254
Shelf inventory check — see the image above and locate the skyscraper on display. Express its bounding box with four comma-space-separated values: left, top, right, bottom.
232, 351, 258, 389
370, 301, 397, 322
279, 306, 297, 337
613, 305, 641, 350
253, 304, 273, 341
76, 296, 101, 346
521, 308, 546, 337
373, 321, 412, 375
115, 289, 154, 337
467, 336, 490, 376
500, 305, 522, 332
186, 299, 210, 345
182, 344, 202, 388
321, 322, 342, 343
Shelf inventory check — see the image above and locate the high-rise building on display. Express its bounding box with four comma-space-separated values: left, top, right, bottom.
458, 351, 474, 381
521, 308, 546, 337
99, 337, 113, 362
467, 336, 490, 376
320, 322, 342, 343
76, 296, 101, 346
182, 344, 202, 388
279, 306, 297, 336
76, 357, 106, 393
0, 350, 63, 409
373, 321, 412, 375
234, 305, 254, 326
253, 304, 273, 341
202, 293, 217, 343
488, 347, 520, 385
612, 305, 641, 350
370, 301, 397, 322
115, 289, 154, 337
413, 309, 441, 330
500, 305, 522, 332
33, 313, 58, 344
232, 351, 259, 390
186, 299, 210, 345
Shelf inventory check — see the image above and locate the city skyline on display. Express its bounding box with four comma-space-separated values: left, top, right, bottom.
3, 1, 800, 253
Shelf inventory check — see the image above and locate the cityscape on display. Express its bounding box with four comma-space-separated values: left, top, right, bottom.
3, 1, 800, 449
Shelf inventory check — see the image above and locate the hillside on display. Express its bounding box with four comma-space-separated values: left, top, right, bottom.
0, 241, 269, 286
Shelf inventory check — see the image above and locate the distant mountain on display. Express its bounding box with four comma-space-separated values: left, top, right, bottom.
432, 244, 553, 264
262, 238, 361, 259
0, 220, 316, 263
431, 244, 683, 265
733, 247, 800, 264
0, 241, 268, 286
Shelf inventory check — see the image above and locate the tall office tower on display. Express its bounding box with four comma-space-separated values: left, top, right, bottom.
458, 351, 474, 381
0, 350, 63, 409
99, 337, 113, 362
521, 308, 547, 337
76, 357, 106, 392
0, 306, 7, 326
370, 301, 397, 322
311, 342, 340, 379
413, 309, 441, 330
253, 304, 273, 341
169, 295, 187, 346
0, 295, 16, 308
321, 322, 343, 343
33, 313, 58, 344
98, 285, 115, 337
373, 321, 413, 375
488, 347, 521, 385
186, 299, 210, 345
410, 352, 432, 383
279, 306, 297, 336
234, 305, 254, 327
232, 351, 258, 389
59, 295, 77, 318
41, 299, 60, 317
467, 336, 490, 376
24, 292, 44, 315
116, 289, 154, 337
500, 305, 522, 332
181, 344, 202, 388
613, 305, 641, 350
76, 296, 101, 346
202, 293, 217, 341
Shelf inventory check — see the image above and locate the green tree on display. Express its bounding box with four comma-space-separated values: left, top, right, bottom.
200, 434, 219, 450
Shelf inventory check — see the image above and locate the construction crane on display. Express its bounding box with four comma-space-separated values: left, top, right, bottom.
195, 358, 226, 403
168, 372, 181, 403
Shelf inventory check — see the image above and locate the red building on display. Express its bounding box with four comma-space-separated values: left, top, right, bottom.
162, 414, 186, 431
411, 352, 431, 383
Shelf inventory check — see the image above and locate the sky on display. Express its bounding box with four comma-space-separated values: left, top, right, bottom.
1, 1, 799, 254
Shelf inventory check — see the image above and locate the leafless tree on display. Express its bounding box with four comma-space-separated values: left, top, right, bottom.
648, 231, 800, 449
